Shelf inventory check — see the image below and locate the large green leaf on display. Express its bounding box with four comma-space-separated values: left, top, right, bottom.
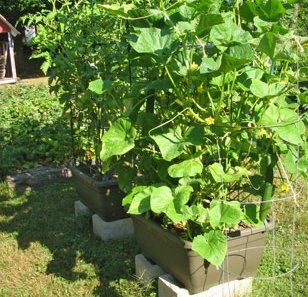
165, 186, 193, 223
168, 159, 203, 178
128, 27, 178, 55
283, 150, 297, 174
258, 104, 280, 126
196, 14, 224, 35
127, 186, 152, 214
274, 121, 305, 145
242, 204, 263, 226
239, 0, 259, 22
209, 17, 252, 46
261, 0, 286, 20
209, 200, 243, 228
99, 4, 135, 17
258, 106, 305, 144
150, 185, 174, 213
152, 125, 204, 161
100, 118, 136, 161
258, 32, 293, 61
220, 44, 254, 72
200, 57, 221, 74
209, 163, 249, 183
258, 32, 276, 59
88, 78, 112, 95
151, 126, 185, 161
126, 184, 173, 215
250, 79, 286, 98
192, 231, 227, 266
122, 186, 147, 208
183, 125, 204, 145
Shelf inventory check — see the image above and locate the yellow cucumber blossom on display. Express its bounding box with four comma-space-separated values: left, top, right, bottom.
190, 61, 199, 71
258, 128, 269, 138
197, 84, 204, 94
204, 116, 215, 125
280, 183, 289, 192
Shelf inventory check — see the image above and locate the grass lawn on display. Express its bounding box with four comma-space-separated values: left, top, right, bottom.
0, 181, 157, 297
0, 180, 306, 297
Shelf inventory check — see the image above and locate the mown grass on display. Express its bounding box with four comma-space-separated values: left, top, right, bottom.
252, 187, 308, 297
0, 181, 157, 297
0, 180, 306, 297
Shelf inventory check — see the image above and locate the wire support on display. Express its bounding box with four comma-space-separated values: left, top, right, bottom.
237, 188, 303, 205
218, 246, 300, 281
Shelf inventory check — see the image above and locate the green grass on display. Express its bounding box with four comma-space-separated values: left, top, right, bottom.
0, 84, 72, 178
0, 181, 157, 297
251, 188, 308, 297
0, 180, 306, 297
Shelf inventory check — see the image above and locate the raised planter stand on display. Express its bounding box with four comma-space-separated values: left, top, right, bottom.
135, 254, 165, 285
92, 214, 134, 241
135, 254, 252, 297
74, 200, 93, 217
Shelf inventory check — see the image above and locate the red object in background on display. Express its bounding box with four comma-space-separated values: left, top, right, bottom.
0, 20, 11, 33
0, 15, 19, 36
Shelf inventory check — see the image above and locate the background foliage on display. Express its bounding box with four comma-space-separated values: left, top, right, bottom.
0, 84, 72, 178
0, 0, 47, 24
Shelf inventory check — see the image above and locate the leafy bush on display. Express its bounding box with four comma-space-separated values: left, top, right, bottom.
0, 84, 72, 178
22, 0, 133, 173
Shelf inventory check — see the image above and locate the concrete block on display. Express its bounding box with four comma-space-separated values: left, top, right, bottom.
74, 200, 92, 217
135, 254, 165, 285
158, 274, 253, 297
92, 214, 134, 241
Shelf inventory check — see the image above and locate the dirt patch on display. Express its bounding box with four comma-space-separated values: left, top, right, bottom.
17, 76, 49, 85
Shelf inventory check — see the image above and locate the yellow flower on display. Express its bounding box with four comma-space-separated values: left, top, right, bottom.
197, 85, 204, 94
258, 128, 268, 138
281, 183, 289, 192
204, 116, 215, 125
190, 61, 199, 71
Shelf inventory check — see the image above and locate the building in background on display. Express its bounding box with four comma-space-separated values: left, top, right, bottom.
0, 14, 19, 84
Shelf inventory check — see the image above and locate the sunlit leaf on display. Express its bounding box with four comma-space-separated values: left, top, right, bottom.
192, 231, 227, 266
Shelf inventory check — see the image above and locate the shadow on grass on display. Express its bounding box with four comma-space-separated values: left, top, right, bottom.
0, 181, 143, 297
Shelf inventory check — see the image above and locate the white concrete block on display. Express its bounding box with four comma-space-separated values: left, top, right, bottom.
92, 214, 134, 241
74, 200, 92, 217
135, 254, 166, 285
158, 274, 253, 297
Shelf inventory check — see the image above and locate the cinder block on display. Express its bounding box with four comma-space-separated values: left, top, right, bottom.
158, 274, 253, 297
74, 200, 92, 217
92, 214, 134, 241
135, 254, 165, 285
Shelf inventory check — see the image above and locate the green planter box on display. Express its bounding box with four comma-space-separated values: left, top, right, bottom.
132, 215, 270, 294
71, 166, 128, 222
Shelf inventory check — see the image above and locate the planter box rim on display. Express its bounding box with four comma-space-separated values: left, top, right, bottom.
132, 214, 272, 250
70, 166, 118, 187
